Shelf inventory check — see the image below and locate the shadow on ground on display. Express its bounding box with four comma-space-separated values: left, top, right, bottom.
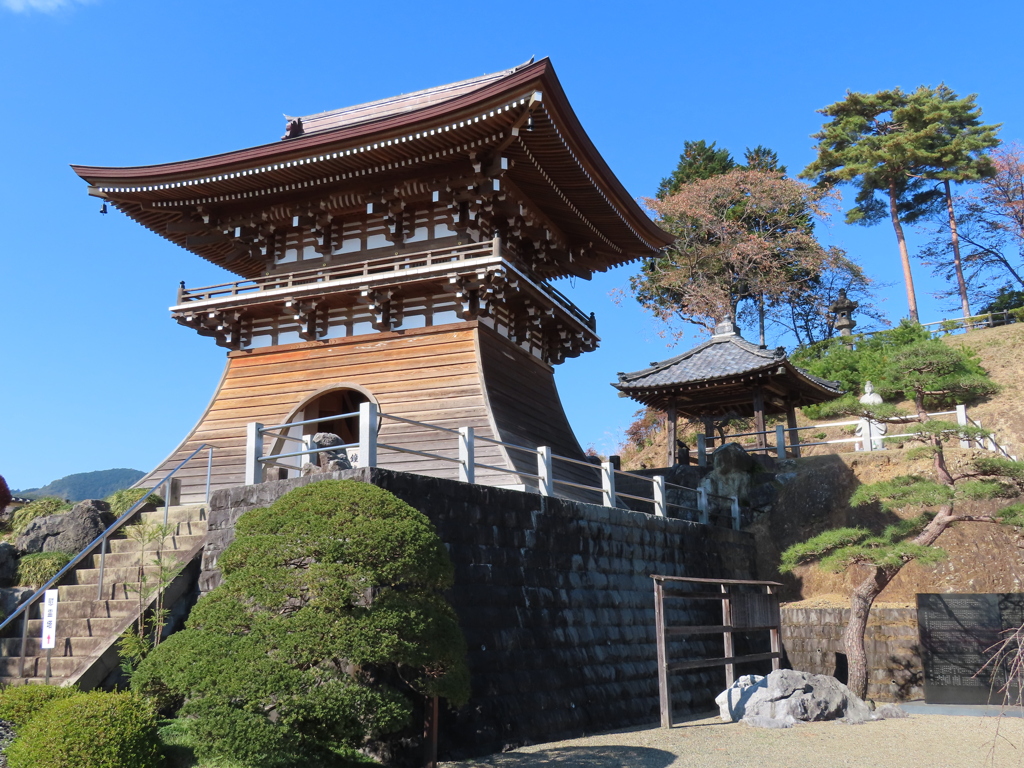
454, 746, 676, 767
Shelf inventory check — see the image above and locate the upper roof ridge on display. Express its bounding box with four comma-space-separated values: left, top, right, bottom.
288, 59, 537, 136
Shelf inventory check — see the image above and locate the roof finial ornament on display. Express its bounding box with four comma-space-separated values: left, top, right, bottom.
712, 313, 740, 338
281, 116, 304, 141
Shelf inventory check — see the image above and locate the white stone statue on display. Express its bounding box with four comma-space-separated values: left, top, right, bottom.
855, 381, 887, 451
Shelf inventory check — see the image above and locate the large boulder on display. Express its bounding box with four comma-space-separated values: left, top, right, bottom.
0, 586, 35, 617
715, 669, 874, 728
16, 500, 114, 555
0, 542, 18, 587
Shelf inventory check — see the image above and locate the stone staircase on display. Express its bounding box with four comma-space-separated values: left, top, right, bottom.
0, 504, 208, 687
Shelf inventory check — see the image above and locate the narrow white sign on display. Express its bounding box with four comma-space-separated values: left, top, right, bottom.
41, 589, 58, 650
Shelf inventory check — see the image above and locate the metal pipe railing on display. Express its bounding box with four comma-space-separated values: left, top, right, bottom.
0, 443, 212, 673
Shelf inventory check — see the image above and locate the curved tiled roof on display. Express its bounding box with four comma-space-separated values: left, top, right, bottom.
613, 324, 842, 414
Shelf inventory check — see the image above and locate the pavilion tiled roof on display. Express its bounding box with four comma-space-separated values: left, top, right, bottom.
613, 323, 842, 414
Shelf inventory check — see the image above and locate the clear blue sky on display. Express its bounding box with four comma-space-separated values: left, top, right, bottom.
2, 0, 1023, 490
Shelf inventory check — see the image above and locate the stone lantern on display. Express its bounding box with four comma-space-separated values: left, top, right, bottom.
829, 289, 859, 336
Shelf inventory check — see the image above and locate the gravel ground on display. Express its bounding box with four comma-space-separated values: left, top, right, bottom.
442, 713, 1024, 768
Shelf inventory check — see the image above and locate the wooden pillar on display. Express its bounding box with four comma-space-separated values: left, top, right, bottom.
752, 387, 766, 451
666, 401, 677, 467
786, 405, 801, 458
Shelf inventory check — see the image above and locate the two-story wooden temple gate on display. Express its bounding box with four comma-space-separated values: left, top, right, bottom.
73, 58, 673, 502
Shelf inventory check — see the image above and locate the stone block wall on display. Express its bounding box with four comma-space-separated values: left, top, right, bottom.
201, 468, 758, 758
780, 606, 922, 702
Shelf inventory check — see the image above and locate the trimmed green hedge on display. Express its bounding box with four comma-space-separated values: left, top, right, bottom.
0, 685, 79, 728
6, 690, 164, 768
133, 480, 468, 767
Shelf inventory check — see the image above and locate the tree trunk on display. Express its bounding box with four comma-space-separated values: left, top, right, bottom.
944, 179, 972, 320
843, 566, 895, 699
889, 182, 919, 323
758, 293, 766, 347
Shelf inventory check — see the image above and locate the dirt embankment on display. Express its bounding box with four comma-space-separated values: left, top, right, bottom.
753, 448, 1024, 606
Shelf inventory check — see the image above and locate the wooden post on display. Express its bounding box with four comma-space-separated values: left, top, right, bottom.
244, 422, 264, 485
601, 461, 616, 507
537, 446, 553, 496
458, 427, 475, 483
767, 584, 781, 672
654, 578, 671, 727
752, 387, 766, 451
666, 401, 677, 467
786, 406, 801, 458
652, 475, 666, 517
721, 584, 735, 687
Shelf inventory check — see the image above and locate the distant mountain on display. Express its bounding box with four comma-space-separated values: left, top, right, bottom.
15, 468, 145, 502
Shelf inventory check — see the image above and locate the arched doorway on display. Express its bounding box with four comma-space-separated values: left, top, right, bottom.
298, 387, 369, 445
269, 385, 374, 478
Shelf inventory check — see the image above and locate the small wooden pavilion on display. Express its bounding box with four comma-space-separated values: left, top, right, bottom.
613, 319, 843, 464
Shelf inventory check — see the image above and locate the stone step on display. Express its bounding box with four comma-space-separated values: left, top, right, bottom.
8, 598, 139, 621
58, 583, 146, 602
137, 506, 208, 525
0, 677, 70, 687
105, 527, 206, 555
70, 565, 179, 586
0, 634, 108, 658
0, 655, 81, 678
83, 535, 206, 567
25, 617, 123, 638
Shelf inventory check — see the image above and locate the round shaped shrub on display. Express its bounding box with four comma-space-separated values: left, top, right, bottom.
0, 685, 79, 728
11, 497, 71, 535
133, 480, 468, 767
6, 690, 164, 768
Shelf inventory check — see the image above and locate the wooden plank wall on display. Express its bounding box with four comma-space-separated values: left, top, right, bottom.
139, 321, 595, 504
477, 325, 601, 502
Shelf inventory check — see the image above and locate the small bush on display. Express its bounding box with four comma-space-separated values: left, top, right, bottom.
0, 685, 79, 728
11, 497, 71, 535
6, 690, 164, 768
106, 488, 164, 516
17, 552, 73, 588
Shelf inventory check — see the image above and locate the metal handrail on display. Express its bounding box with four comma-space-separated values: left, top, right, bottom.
381, 413, 460, 434
262, 412, 360, 431
0, 443, 212, 673
475, 434, 541, 454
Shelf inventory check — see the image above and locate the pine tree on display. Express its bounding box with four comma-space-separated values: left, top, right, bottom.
781, 341, 1012, 699
801, 90, 939, 323
906, 84, 1001, 319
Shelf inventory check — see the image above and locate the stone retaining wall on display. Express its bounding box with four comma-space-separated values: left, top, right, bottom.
201, 468, 758, 758
781, 606, 922, 702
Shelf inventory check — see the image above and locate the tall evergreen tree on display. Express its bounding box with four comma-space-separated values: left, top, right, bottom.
801, 90, 940, 323
657, 140, 736, 199
905, 84, 1001, 319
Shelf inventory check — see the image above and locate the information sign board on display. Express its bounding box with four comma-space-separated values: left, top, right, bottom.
40, 589, 58, 651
